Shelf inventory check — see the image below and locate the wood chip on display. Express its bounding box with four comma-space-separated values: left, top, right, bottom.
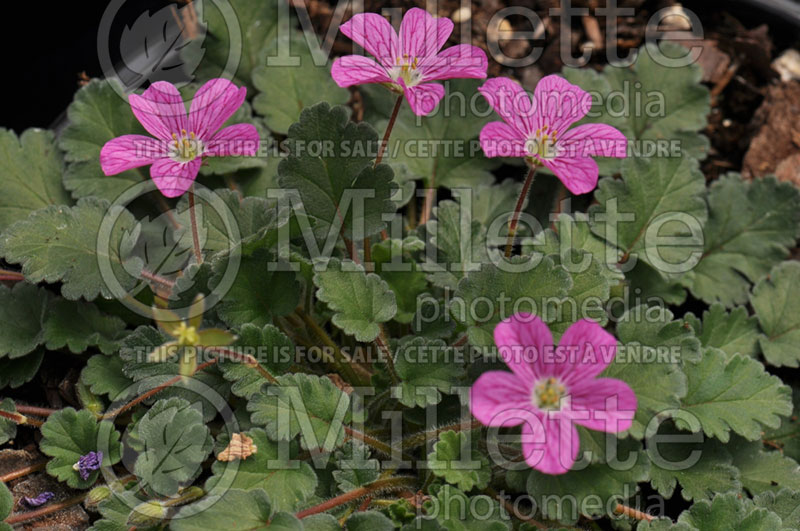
217, 433, 258, 462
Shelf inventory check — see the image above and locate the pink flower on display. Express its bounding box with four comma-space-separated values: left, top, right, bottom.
331, 8, 488, 116
100, 79, 260, 198
478, 76, 627, 194
470, 314, 637, 475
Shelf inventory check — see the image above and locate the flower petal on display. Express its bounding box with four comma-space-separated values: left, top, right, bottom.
340, 13, 399, 68
399, 8, 453, 59
521, 415, 579, 475
331, 55, 392, 87
188, 78, 247, 140
480, 122, 528, 158
401, 80, 444, 116
205, 123, 260, 157
100, 135, 165, 175
149, 158, 201, 198
470, 370, 534, 427
478, 77, 534, 138
532, 74, 592, 135
554, 319, 618, 385
558, 123, 628, 158
541, 155, 599, 195
420, 44, 488, 82
129, 82, 188, 141
567, 378, 637, 433
494, 313, 554, 383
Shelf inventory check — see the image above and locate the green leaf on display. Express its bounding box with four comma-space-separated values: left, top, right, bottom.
59, 79, 147, 200
0, 282, 50, 359
278, 102, 396, 240
371, 237, 428, 324
754, 489, 800, 529
207, 428, 317, 512
638, 519, 694, 531
314, 258, 397, 342
420, 200, 488, 291
525, 449, 649, 524
427, 430, 491, 492
82, 354, 135, 400
729, 439, 800, 494
676, 349, 793, 442
119, 326, 231, 422
220, 324, 294, 399
685, 303, 760, 359
185, 0, 281, 89
751, 261, 800, 367
0, 128, 72, 232
648, 428, 740, 501
625, 261, 688, 306
394, 337, 464, 408
333, 441, 380, 493
423, 485, 510, 531
248, 373, 351, 452
346, 511, 395, 531
0, 197, 142, 300
0, 398, 17, 446
39, 407, 121, 488
171, 489, 295, 531
451, 255, 571, 346
590, 155, 707, 280
132, 397, 212, 496
678, 492, 783, 531
548, 249, 611, 336
452, 178, 524, 229
175, 189, 280, 254
0, 349, 44, 389
601, 305, 697, 439
253, 34, 349, 134
212, 247, 300, 328
563, 42, 710, 174
687, 175, 800, 307
763, 389, 800, 463
368, 79, 499, 189
0, 481, 11, 521
43, 298, 127, 354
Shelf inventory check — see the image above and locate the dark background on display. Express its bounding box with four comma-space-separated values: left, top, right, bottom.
2, 0, 799, 134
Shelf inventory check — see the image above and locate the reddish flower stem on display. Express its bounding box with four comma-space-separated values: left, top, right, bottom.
15, 404, 58, 417
188, 186, 203, 265
140, 269, 176, 289
375, 94, 404, 167
100, 359, 218, 421
0, 409, 41, 427
5, 493, 87, 525
0, 269, 24, 282
374, 326, 399, 384
296, 476, 416, 519
615, 503, 654, 522
0, 461, 47, 483
505, 165, 537, 258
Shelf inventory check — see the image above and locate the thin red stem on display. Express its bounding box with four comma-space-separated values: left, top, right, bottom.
375, 94, 403, 167
615, 503, 654, 522
15, 404, 58, 417
0, 461, 47, 483
5, 493, 87, 525
296, 476, 416, 519
505, 165, 537, 258
101, 359, 218, 420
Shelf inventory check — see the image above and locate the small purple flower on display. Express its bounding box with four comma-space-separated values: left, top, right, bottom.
73, 451, 103, 480
22, 492, 55, 507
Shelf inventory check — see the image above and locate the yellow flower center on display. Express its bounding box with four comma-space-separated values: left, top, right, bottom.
526, 125, 558, 160
170, 129, 204, 163
176, 322, 200, 346
394, 54, 421, 87
533, 377, 567, 411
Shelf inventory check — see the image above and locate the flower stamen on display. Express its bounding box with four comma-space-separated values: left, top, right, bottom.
533, 377, 567, 411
